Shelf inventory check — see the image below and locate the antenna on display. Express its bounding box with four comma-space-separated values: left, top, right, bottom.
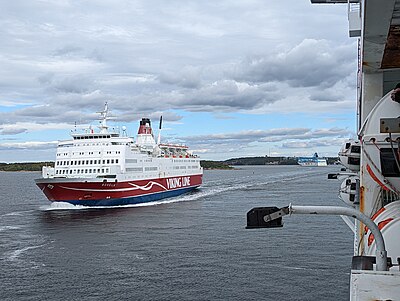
97, 101, 111, 134
157, 115, 163, 144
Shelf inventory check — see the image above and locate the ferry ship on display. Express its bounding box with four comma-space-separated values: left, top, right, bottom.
35, 103, 203, 206
297, 153, 328, 166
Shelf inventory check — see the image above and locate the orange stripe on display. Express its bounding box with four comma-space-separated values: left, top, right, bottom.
364, 206, 386, 234
367, 218, 394, 246
366, 164, 390, 191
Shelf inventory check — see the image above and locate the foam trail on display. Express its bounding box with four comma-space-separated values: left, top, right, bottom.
40, 202, 88, 211
39, 169, 329, 211
39, 188, 236, 211
39, 183, 249, 211
7, 244, 47, 262
0, 225, 21, 232
1, 210, 35, 218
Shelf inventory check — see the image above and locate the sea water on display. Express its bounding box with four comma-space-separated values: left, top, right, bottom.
0, 166, 352, 300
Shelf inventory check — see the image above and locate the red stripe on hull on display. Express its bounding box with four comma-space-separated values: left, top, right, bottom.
36, 174, 203, 202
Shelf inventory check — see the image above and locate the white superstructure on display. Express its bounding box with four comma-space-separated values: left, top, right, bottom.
42, 104, 202, 182
36, 104, 203, 206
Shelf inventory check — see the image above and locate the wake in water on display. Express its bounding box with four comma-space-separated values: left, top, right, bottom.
6, 243, 47, 262
40, 189, 212, 211
39, 168, 328, 211
0, 210, 36, 218
0, 225, 22, 232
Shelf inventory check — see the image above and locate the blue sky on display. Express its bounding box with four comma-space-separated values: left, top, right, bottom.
0, 0, 357, 162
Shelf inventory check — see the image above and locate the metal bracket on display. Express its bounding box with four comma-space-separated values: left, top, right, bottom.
263, 207, 289, 222
380, 117, 400, 133
247, 204, 388, 271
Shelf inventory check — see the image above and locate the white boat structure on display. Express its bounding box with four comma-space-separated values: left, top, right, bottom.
297, 153, 328, 166
35, 103, 203, 206
247, 1, 400, 299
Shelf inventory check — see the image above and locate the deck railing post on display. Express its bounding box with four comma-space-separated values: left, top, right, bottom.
288, 205, 388, 271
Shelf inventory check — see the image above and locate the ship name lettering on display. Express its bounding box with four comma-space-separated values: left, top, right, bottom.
182, 176, 190, 187
166, 177, 190, 189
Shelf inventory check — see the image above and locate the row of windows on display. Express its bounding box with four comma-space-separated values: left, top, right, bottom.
56, 159, 119, 166
125, 167, 159, 172
57, 150, 122, 156
57, 153, 69, 156
77, 143, 109, 147
173, 166, 187, 170
73, 135, 111, 140
126, 167, 143, 172
172, 159, 199, 163
56, 168, 110, 175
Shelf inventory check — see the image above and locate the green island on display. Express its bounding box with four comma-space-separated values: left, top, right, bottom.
0, 156, 338, 172
0, 162, 54, 172
224, 155, 338, 166
200, 160, 233, 170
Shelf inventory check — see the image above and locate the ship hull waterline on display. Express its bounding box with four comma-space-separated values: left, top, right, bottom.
35, 174, 202, 207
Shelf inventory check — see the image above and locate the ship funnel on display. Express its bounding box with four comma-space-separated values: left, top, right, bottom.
137, 117, 156, 146
138, 118, 153, 135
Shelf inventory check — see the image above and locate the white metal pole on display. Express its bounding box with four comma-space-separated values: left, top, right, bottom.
289, 205, 388, 271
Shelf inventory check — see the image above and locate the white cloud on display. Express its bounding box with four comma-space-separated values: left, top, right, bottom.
183, 127, 351, 144
0, 141, 58, 150
0, 122, 73, 135
0, 0, 356, 160
233, 39, 356, 88
178, 127, 353, 159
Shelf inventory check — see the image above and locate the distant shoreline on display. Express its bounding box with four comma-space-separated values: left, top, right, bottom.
0, 162, 54, 172
0, 156, 339, 172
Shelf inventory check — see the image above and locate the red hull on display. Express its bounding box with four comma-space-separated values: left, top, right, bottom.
36, 174, 202, 205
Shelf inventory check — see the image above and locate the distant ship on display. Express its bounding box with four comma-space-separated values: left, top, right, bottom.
297, 153, 327, 167
35, 103, 203, 206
